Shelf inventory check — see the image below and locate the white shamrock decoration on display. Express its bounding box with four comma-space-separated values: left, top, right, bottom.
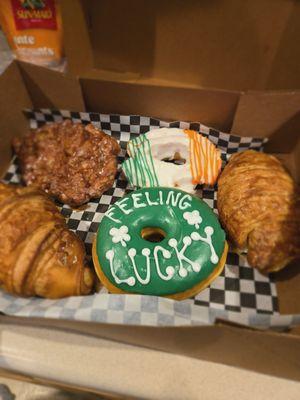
183, 210, 202, 229
109, 225, 131, 247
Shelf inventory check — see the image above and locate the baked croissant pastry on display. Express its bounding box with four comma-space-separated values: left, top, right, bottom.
217, 150, 300, 273
0, 182, 95, 298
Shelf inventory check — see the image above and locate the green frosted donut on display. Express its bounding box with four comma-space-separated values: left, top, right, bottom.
93, 187, 227, 299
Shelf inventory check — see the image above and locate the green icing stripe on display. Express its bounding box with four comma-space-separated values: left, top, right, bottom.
136, 136, 148, 186
127, 158, 133, 181
123, 134, 159, 187
145, 135, 159, 186
128, 137, 143, 186
134, 143, 147, 186
135, 139, 150, 186
133, 147, 144, 186
123, 160, 133, 184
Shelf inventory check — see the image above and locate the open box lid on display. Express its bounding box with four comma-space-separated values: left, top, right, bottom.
0, 53, 300, 314
0, 1, 300, 385
0, 59, 300, 323
61, 0, 300, 91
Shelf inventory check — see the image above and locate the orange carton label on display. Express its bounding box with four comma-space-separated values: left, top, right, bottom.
11, 0, 57, 30
0, 0, 63, 67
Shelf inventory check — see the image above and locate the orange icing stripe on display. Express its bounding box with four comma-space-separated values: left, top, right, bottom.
205, 137, 210, 183
213, 146, 217, 183
189, 131, 196, 183
200, 135, 205, 182
203, 136, 208, 183
194, 132, 201, 184
212, 144, 217, 183
207, 141, 212, 185
210, 142, 215, 184
184, 129, 221, 186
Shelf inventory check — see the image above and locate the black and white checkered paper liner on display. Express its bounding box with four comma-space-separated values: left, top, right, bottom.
2, 109, 299, 330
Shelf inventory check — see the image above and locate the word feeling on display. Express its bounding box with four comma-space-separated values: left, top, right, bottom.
105, 190, 192, 224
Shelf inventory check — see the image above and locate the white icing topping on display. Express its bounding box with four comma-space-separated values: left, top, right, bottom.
146, 128, 195, 193
183, 210, 202, 229
144, 191, 158, 206
164, 191, 192, 210
166, 191, 181, 207
104, 196, 219, 287
153, 246, 175, 281
178, 194, 193, 210
105, 250, 136, 286
105, 207, 121, 224
106, 245, 176, 286
128, 247, 151, 285
116, 197, 134, 215
105, 223, 219, 286
131, 193, 147, 208
109, 226, 131, 247
191, 228, 219, 264
123, 128, 222, 192
168, 237, 201, 277
159, 190, 163, 205
105, 190, 192, 221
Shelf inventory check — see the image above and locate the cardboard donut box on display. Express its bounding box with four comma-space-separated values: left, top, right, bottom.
0, 0, 300, 387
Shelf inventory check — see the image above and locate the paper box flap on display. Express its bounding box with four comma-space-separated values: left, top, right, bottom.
61, 0, 299, 91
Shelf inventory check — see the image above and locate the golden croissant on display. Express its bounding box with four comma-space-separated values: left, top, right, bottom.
217, 150, 300, 273
0, 182, 95, 298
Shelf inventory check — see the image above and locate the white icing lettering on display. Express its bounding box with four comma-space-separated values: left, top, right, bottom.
105, 250, 135, 286
159, 190, 163, 205
105, 207, 121, 224
116, 197, 134, 215
132, 193, 147, 209
106, 209, 218, 288
107, 245, 176, 287
191, 226, 219, 264
153, 246, 175, 281
178, 194, 192, 210
128, 248, 151, 284
165, 191, 181, 207
168, 237, 201, 277
144, 191, 159, 206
